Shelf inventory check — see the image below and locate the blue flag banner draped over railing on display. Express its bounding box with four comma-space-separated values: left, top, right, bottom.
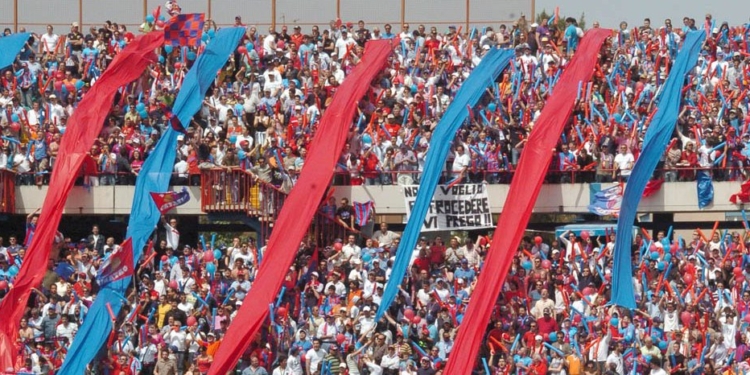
697, 170, 714, 209
0, 33, 30, 70
58, 27, 246, 375
374, 49, 514, 321
588, 184, 623, 217
611, 30, 705, 309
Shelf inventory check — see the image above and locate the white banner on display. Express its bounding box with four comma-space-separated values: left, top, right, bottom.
403, 184, 494, 232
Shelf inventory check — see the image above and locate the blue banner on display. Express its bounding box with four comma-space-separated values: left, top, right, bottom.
697, 170, 714, 209
375, 49, 513, 321
0, 33, 30, 70
58, 27, 246, 375
610, 31, 705, 309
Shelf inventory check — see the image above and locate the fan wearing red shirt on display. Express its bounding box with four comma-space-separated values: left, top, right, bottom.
522, 321, 540, 348
428, 238, 445, 265
536, 308, 559, 334
110, 354, 134, 375
361, 146, 381, 182
528, 354, 548, 374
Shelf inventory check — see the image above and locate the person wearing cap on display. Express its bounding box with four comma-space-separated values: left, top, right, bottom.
68, 22, 84, 57
334, 27, 356, 61
321, 344, 343, 374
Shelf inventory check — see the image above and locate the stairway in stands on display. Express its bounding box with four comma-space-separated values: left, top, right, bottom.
199, 168, 354, 245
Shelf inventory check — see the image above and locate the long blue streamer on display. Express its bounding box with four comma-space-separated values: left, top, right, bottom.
58, 27, 246, 374
610, 31, 706, 309
375, 49, 513, 321
0, 33, 30, 70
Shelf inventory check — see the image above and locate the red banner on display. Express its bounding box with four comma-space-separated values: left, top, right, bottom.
0, 32, 163, 369
207, 40, 392, 375
441, 29, 612, 375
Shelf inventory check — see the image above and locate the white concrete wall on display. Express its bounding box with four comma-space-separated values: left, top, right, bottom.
13, 181, 744, 215
14, 186, 204, 215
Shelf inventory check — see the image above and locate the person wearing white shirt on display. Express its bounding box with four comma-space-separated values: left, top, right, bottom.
163, 321, 188, 367
305, 339, 326, 375
335, 31, 357, 60
358, 307, 376, 336
55, 315, 78, 342
112, 330, 135, 355
605, 340, 625, 375
286, 350, 303, 375
341, 235, 361, 262
162, 217, 180, 250
379, 346, 399, 373
451, 145, 470, 177
26, 102, 42, 127
263, 28, 277, 56
39, 25, 60, 54
613, 145, 634, 181
272, 356, 293, 375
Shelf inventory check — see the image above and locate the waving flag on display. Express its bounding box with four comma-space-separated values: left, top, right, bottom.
165, 13, 205, 46
730, 180, 750, 204
353, 201, 375, 226
151, 187, 191, 214
588, 184, 623, 216
697, 170, 714, 209
97, 239, 134, 286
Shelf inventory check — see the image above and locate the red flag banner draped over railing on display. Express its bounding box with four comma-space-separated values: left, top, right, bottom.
441, 29, 611, 375
207, 40, 392, 375
151, 186, 191, 214
730, 180, 750, 204
642, 178, 664, 198
97, 238, 135, 287
0, 32, 163, 369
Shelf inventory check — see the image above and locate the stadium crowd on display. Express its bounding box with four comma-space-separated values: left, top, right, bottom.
2, 2, 750, 374
1, 6, 749, 188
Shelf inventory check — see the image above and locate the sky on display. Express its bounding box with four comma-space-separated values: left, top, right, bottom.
535, 0, 749, 28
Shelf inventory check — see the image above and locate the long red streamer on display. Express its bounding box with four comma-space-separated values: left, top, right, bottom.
441, 28, 612, 375
0, 32, 163, 369
207, 40, 392, 375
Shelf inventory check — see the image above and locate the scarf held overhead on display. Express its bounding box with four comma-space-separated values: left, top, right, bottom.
442, 29, 612, 375
0, 32, 164, 370
375, 48, 514, 322
611, 31, 705, 309
57, 27, 246, 375
208, 40, 393, 375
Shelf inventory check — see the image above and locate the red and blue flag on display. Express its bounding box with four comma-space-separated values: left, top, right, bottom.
165, 13, 205, 47
150, 186, 191, 214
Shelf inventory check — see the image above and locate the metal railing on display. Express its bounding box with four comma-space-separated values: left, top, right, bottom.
200, 168, 358, 246
331, 166, 748, 185
0, 169, 16, 214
